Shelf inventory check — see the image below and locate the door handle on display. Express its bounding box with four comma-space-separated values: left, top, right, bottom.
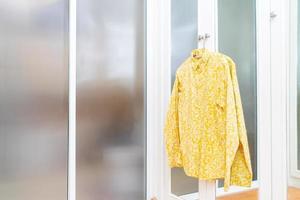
270, 11, 277, 19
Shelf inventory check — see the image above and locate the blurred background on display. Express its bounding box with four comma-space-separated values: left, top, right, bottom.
76, 0, 146, 200
0, 0, 146, 200
0, 0, 68, 199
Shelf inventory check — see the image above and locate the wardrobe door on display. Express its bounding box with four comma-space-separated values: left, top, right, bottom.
0, 1, 69, 200
217, 0, 258, 198
76, 1, 146, 200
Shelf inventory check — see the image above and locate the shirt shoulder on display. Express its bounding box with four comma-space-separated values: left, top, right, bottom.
215, 52, 236, 67
175, 57, 193, 78
211, 52, 233, 64
211, 52, 237, 75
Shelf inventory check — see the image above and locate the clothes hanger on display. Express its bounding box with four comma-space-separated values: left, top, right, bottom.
193, 33, 210, 59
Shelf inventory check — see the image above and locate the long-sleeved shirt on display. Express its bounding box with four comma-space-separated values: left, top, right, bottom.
164, 48, 252, 191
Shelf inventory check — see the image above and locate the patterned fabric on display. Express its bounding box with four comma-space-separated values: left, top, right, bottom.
164, 48, 252, 191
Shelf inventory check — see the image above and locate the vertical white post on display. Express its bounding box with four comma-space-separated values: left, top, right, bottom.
68, 0, 76, 199
198, 0, 218, 199
198, 0, 218, 50
199, 180, 216, 200
270, 0, 288, 199
147, 0, 171, 199
256, 0, 272, 199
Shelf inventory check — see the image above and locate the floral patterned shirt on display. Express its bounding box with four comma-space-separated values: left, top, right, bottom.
164, 48, 252, 191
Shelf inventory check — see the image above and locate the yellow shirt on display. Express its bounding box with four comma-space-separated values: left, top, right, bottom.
164, 48, 252, 191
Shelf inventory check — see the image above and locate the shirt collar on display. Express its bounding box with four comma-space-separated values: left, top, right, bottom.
190, 48, 211, 71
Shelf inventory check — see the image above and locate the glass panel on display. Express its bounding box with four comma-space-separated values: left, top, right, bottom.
0, 1, 68, 200
289, 0, 300, 199
298, 0, 300, 172
76, 1, 146, 200
170, 0, 199, 197
217, 0, 257, 198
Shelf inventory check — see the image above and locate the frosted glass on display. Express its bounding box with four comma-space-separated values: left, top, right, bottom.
0, 1, 69, 199
76, 1, 146, 200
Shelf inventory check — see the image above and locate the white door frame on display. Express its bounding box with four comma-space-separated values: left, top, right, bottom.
270, 0, 288, 199
146, 0, 289, 199
68, 0, 76, 199
146, 0, 171, 199
256, 0, 272, 199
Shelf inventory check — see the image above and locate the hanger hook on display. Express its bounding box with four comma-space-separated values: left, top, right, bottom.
204, 33, 210, 39
198, 34, 210, 49
198, 35, 204, 42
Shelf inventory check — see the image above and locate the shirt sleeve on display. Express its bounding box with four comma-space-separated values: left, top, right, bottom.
164, 73, 182, 167
224, 58, 253, 191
